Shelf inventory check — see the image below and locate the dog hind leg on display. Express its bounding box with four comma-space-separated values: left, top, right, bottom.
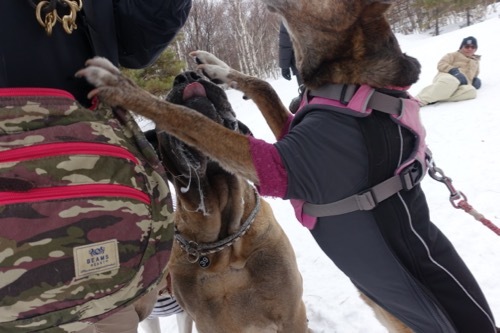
359, 292, 413, 333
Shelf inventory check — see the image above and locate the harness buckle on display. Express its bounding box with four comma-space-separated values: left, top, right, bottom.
400, 162, 423, 191
355, 189, 377, 211
340, 85, 358, 105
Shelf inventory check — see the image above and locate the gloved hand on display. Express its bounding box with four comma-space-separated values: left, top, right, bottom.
472, 77, 481, 89
281, 68, 291, 80
448, 68, 467, 85
289, 96, 301, 114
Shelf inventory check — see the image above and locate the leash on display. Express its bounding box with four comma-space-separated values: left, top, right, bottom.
428, 157, 500, 236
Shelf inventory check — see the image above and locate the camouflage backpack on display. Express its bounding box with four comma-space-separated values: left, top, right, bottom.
0, 88, 174, 332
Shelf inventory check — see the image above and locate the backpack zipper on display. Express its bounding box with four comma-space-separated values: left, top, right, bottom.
0, 184, 150, 205
0, 142, 139, 164
0, 87, 75, 99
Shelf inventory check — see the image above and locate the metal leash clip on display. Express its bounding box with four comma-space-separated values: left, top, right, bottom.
427, 159, 467, 208
427, 154, 500, 236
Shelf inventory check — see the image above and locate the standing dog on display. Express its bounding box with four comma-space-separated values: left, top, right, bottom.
77, 1, 498, 332
132, 70, 308, 333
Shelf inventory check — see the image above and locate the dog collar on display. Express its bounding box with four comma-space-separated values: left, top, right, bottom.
174, 186, 261, 266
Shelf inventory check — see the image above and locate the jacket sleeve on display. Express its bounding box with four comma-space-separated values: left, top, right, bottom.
437, 52, 456, 73
278, 23, 294, 69
113, 0, 192, 69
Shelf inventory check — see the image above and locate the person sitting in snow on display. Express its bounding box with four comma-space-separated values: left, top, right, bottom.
416, 36, 481, 106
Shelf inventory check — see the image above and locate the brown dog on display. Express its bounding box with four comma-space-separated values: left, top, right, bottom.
83, 66, 308, 333
76, 2, 421, 332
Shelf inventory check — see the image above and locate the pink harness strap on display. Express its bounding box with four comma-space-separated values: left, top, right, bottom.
292, 84, 430, 225
305, 84, 428, 175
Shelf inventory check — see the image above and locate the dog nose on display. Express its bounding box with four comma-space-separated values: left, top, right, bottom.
174, 71, 202, 85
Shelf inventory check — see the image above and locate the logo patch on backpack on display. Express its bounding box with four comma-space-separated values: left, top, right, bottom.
74, 239, 120, 278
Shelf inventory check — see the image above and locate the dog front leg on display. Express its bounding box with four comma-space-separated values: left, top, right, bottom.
190, 50, 291, 140
76, 57, 259, 184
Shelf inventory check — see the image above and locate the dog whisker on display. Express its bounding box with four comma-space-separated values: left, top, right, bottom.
178, 154, 209, 216
191, 166, 209, 216
179, 163, 193, 194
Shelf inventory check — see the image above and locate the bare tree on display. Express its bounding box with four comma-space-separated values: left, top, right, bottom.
167, 0, 495, 83
172, 0, 279, 78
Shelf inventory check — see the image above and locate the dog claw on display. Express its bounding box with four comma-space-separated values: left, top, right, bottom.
84, 56, 121, 75
76, 66, 119, 88
196, 64, 231, 86
190, 50, 230, 69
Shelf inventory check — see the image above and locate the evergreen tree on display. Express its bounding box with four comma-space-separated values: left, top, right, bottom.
122, 40, 186, 97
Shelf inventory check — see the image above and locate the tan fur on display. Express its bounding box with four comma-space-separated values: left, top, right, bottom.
170, 181, 308, 333
77, 1, 421, 332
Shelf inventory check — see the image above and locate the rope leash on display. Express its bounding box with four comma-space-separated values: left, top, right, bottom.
456, 200, 500, 236
428, 157, 500, 236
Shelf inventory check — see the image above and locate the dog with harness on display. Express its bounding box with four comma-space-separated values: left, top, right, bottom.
76, 1, 497, 332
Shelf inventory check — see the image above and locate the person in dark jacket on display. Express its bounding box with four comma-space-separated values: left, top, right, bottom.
278, 22, 303, 86
0, 0, 191, 107
0, 1, 191, 332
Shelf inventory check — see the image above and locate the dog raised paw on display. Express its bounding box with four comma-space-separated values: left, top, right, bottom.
189, 50, 233, 86
76, 57, 120, 89
76, 56, 140, 106
190, 50, 230, 69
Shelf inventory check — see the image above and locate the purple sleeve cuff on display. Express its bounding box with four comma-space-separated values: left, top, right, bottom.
248, 136, 288, 198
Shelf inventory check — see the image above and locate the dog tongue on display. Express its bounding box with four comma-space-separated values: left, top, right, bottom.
183, 82, 207, 100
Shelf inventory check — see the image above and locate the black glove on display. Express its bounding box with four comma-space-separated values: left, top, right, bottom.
289, 96, 301, 114
448, 68, 467, 85
472, 77, 481, 89
281, 68, 291, 80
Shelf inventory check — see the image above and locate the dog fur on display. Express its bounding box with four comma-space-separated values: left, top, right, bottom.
76, 1, 421, 332
264, 0, 420, 89
80, 67, 308, 333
